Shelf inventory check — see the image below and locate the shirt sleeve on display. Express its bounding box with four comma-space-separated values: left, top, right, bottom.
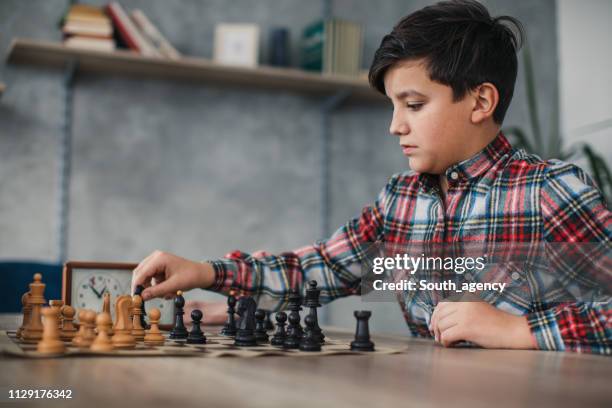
206, 174, 400, 311
527, 161, 612, 354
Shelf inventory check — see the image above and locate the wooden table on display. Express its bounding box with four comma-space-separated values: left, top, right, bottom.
0, 319, 610, 408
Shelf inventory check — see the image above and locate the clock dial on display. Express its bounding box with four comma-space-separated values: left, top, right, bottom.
74, 273, 124, 320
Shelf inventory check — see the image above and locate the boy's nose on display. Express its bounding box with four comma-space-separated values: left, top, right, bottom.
389, 114, 410, 136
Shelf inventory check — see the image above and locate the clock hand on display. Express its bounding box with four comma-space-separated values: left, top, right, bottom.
89, 284, 102, 299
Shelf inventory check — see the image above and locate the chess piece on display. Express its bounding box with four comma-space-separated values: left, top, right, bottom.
254, 309, 269, 344
90, 312, 114, 352
144, 308, 165, 346
304, 280, 325, 344
299, 315, 322, 352
49, 300, 64, 331
37, 307, 65, 354
22, 273, 46, 344
82, 310, 97, 346
72, 309, 89, 347
270, 312, 287, 346
133, 285, 149, 329
265, 311, 274, 331
169, 291, 188, 340
16, 291, 31, 339
59, 305, 77, 341
283, 311, 301, 349
234, 297, 257, 347
350, 310, 375, 351
287, 289, 303, 338
187, 309, 206, 344
220, 291, 237, 336
102, 291, 111, 315
112, 295, 136, 349
131, 294, 146, 341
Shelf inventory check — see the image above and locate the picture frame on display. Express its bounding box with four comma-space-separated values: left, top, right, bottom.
213, 23, 260, 67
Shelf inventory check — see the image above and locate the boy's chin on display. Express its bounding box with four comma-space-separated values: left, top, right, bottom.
408, 158, 439, 174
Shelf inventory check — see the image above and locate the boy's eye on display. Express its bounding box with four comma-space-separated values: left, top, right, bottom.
406, 103, 424, 111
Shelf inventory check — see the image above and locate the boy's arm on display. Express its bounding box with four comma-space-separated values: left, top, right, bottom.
527, 162, 612, 354
206, 175, 401, 310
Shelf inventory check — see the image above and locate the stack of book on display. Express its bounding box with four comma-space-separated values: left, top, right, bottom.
62, 4, 115, 52
301, 18, 363, 77
60, 2, 181, 59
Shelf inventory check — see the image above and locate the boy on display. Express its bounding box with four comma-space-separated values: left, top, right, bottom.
131, 0, 611, 353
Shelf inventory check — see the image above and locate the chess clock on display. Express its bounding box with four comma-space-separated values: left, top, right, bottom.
62, 261, 174, 329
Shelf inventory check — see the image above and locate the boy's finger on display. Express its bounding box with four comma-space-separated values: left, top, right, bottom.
141, 277, 174, 300
131, 252, 164, 293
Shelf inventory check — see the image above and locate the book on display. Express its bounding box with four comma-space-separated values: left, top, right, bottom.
301, 18, 363, 77
106, 2, 160, 57
63, 20, 113, 37
64, 36, 116, 52
130, 9, 181, 60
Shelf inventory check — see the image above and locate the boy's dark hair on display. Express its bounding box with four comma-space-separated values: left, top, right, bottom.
369, 0, 524, 124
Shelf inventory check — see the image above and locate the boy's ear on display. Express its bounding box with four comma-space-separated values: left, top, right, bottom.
470, 82, 499, 124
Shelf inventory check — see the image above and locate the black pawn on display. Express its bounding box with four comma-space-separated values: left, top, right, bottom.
187, 309, 206, 344
220, 292, 237, 336
234, 297, 257, 347
133, 284, 150, 329
254, 309, 269, 344
350, 310, 375, 352
304, 280, 324, 344
283, 311, 301, 349
287, 289, 303, 337
270, 312, 287, 346
169, 291, 188, 339
299, 315, 322, 352
265, 311, 274, 331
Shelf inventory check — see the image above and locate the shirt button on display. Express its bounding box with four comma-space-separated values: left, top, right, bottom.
450, 171, 459, 180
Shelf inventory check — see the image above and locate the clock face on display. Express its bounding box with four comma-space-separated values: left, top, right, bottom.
71, 267, 174, 326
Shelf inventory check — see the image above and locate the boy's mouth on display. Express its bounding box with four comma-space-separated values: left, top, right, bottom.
401, 144, 417, 155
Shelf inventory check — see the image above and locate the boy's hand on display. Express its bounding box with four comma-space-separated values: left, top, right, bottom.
131, 250, 215, 301
429, 297, 535, 349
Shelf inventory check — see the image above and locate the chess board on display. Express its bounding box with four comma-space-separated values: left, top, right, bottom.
0, 330, 406, 359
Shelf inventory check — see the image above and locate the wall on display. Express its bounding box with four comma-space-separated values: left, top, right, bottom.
557, 0, 612, 164
0, 0, 559, 333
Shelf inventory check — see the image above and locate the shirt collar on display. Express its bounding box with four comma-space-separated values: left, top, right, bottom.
418, 131, 513, 191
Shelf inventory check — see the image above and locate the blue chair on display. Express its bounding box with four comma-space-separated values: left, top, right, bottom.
0, 261, 62, 313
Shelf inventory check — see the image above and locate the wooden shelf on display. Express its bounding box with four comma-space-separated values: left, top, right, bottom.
6, 38, 386, 104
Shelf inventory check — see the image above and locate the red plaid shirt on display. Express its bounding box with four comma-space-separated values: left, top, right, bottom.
210, 132, 611, 354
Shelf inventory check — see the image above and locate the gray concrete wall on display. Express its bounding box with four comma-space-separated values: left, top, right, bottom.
0, 0, 559, 333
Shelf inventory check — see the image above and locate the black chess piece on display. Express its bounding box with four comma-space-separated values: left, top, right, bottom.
234, 297, 257, 347
287, 289, 303, 337
264, 311, 274, 331
350, 310, 375, 351
283, 311, 301, 349
254, 309, 269, 344
270, 312, 287, 346
133, 284, 150, 329
300, 315, 322, 352
304, 280, 325, 344
187, 309, 207, 344
220, 292, 237, 336
169, 290, 188, 340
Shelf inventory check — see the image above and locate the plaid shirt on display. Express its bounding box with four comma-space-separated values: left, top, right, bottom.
209, 132, 611, 354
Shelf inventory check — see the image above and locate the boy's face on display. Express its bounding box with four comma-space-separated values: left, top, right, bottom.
384, 58, 482, 175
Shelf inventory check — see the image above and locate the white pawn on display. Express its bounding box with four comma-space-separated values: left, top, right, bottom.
144, 308, 165, 346
37, 307, 65, 354
91, 312, 114, 352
